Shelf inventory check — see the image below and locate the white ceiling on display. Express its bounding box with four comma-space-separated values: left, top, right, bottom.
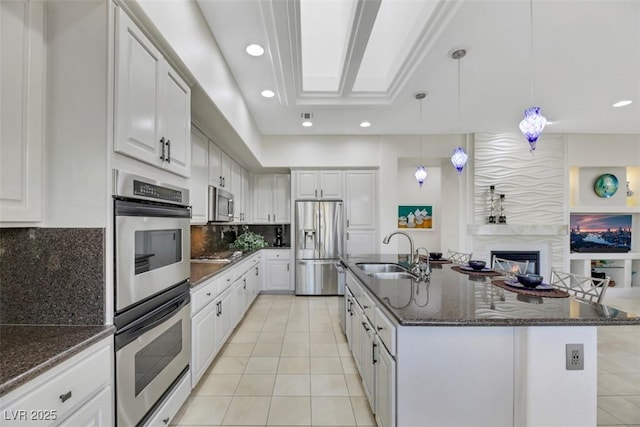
197, 0, 640, 136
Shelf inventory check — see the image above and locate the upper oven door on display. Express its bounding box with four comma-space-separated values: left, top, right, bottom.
115, 200, 191, 313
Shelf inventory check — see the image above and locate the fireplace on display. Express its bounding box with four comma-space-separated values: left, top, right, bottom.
491, 251, 540, 275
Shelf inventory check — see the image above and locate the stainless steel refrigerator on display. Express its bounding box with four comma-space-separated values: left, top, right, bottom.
295, 200, 344, 295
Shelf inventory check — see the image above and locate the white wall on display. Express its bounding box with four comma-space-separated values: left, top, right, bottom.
261, 135, 381, 168
378, 134, 468, 254
568, 134, 640, 167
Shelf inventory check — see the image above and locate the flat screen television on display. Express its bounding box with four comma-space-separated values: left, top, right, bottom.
570, 214, 632, 253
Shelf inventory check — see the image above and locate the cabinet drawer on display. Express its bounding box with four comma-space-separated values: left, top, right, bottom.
0, 342, 111, 427
265, 249, 290, 260
374, 306, 396, 356
217, 270, 234, 294
191, 278, 218, 315
361, 291, 376, 321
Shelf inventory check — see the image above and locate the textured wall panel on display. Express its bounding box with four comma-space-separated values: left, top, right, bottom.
473, 133, 566, 225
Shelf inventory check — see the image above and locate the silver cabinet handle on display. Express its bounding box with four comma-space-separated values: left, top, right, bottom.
166, 139, 171, 163
315, 189, 318, 197
286, 263, 289, 271
59, 391, 72, 403
163, 417, 170, 424
321, 189, 324, 197
362, 322, 370, 332
206, 292, 211, 296
372, 342, 378, 365
376, 326, 384, 331
347, 219, 350, 227
160, 137, 166, 161
273, 214, 276, 221
346, 232, 349, 240
243, 278, 246, 289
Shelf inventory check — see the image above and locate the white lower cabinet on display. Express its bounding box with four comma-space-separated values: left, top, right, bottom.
345, 271, 396, 427
58, 386, 113, 427
374, 335, 395, 427
0, 337, 113, 427
360, 315, 376, 409
263, 250, 292, 292
214, 285, 234, 352
191, 297, 217, 386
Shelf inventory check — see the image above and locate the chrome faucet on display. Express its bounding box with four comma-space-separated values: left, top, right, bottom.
382, 231, 415, 267
415, 247, 431, 279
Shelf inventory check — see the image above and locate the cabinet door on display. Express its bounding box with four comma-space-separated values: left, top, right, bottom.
233, 277, 248, 325
266, 261, 291, 291
253, 175, 273, 223
375, 335, 396, 427
0, 0, 44, 223
346, 230, 378, 256
345, 288, 354, 348
208, 142, 222, 187
220, 152, 231, 188
161, 67, 191, 177
114, 8, 163, 165
190, 128, 208, 224
230, 161, 243, 221
273, 174, 291, 223
242, 169, 251, 222
350, 302, 363, 373
319, 171, 343, 199
345, 171, 377, 229
295, 171, 319, 198
58, 386, 113, 427
361, 318, 375, 411
191, 302, 217, 385
215, 287, 235, 351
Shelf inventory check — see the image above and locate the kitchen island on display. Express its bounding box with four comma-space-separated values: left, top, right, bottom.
341, 254, 640, 427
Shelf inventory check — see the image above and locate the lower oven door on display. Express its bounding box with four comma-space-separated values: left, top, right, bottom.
115, 291, 191, 427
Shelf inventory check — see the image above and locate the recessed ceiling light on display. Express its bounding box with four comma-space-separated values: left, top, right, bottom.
302, 121, 313, 127
261, 90, 275, 98
245, 44, 264, 57
360, 121, 371, 128
613, 100, 632, 108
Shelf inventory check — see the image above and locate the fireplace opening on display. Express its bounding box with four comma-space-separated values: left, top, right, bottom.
491, 251, 540, 275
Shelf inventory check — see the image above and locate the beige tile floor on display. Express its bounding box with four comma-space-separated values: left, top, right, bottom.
597, 295, 640, 427
172, 294, 376, 426
172, 293, 640, 427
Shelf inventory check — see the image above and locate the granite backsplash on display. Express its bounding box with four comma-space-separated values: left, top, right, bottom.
191, 224, 290, 258
0, 228, 105, 325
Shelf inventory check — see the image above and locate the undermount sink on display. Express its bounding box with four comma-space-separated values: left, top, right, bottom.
355, 262, 408, 274
370, 271, 417, 280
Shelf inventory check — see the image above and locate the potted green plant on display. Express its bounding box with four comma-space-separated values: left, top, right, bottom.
230, 226, 268, 251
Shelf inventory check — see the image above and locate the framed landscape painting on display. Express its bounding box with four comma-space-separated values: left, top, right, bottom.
398, 205, 432, 229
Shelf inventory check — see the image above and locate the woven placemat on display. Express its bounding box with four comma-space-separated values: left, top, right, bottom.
451, 265, 500, 276
491, 279, 570, 298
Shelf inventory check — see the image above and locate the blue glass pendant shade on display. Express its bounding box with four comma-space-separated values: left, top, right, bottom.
415, 166, 427, 187
518, 106, 547, 151
450, 147, 468, 174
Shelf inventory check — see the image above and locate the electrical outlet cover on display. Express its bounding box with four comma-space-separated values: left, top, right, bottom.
566, 343, 584, 370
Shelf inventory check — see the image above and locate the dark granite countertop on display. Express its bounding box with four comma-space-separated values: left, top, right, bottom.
191, 248, 272, 286
342, 254, 640, 327
0, 324, 115, 397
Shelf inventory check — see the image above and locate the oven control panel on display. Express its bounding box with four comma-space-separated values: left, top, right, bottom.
134, 180, 184, 203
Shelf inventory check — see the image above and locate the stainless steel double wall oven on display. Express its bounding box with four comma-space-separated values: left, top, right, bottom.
113, 171, 191, 426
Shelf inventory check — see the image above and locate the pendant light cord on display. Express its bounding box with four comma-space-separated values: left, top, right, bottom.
529, 0, 535, 104
457, 58, 461, 123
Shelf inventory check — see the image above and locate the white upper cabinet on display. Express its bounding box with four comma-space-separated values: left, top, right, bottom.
230, 160, 243, 221
253, 174, 290, 224
293, 170, 343, 199
190, 127, 208, 224
114, 8, 191, 177
208, 142, 231, 189
0, 0, 44, 224
345, 170, 377, 229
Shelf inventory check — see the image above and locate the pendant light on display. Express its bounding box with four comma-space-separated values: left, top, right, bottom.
414, 92, 427, 187
450, 48, 468, 174
519, 0, 546, 151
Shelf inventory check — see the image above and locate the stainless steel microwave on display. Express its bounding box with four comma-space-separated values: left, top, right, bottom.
208, 186, 234, 222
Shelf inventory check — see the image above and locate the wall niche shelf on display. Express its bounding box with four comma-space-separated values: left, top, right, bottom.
569, 206, 640, 214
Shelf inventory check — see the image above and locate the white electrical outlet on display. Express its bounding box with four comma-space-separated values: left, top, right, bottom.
566, 343, 584, 370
